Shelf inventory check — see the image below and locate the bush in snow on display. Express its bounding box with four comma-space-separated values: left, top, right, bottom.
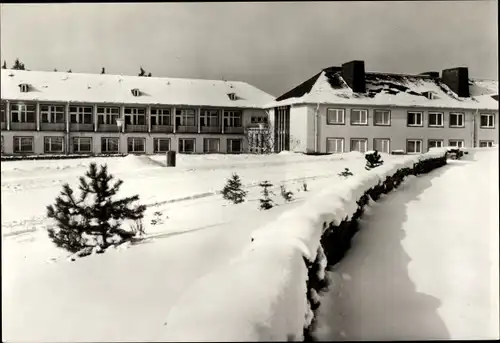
46, 162, 146, 255
221, 173, 248, 204
130, 219, 146, 237
338, 168, 354, 178
302, 180, 308, 192
150, 211, 167, 225
280, 185, 294, 203
365, 150, 384, 170
259, 180, 275, 210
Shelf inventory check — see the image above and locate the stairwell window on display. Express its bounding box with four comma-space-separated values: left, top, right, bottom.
327, 108, 345, 125
373, 110, 391, 126
73, 137, 92, 153
449, 112, 464, 128
428, 112, 444, 127
350, 138, 368, 153
480, 114, 495, 128
407, 112, 423, 127
326, 138, 344, 154
407, 139, 423, 154
428, 139, 444, 151
44, 136, 64, 153
127, 137, 146, 153
351, 109, 368, 125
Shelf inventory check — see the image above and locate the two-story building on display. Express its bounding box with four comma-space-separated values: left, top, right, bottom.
0, 69, 274, 155
266, 60, 498, 154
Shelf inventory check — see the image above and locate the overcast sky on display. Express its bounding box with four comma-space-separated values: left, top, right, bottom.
0, 1, 497, 96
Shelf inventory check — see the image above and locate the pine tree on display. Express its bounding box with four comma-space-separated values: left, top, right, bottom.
12, 58, 25, 70
280, 185, 294, 203
259, 180, 274, 210
221, 173, 247, 204
46, 163, 146, 253
147, 72, 152, 77
67, 69, 72, 73
139, 67, 146, 77
365, 150, 384, 170
302, 180, 308, 192
53, 68, 58, 72
101, 67, 106, 74
2, 60, 6, 69
338, 168, 354, 178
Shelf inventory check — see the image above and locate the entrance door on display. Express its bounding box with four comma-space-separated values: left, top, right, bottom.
274, 106, 290, 153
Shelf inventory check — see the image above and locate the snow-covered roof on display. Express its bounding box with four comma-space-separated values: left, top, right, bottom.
267, 68, 499, 111
0, 69, 275, 109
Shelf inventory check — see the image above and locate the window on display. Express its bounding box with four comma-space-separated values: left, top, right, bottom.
223, 111, 242, 127
153, 138, 171, 153
73, 137, 92, 153
407, 139, 423, 154
350, 138, 368, 153
97, 107, 120, 125
449, 139, 465, 148
407, 112, 423, 126
479, 141, 494, 148
131, 89, 140, 97
327, 109, 345, 125
40, 105, 65, 123
351, 109, 368, 125
428, 139, 444, 151
480, 114, 495, 128
423, 91, 436, 100
428, 112, 444, 127
70, 106, 93, 124
373, 139, 390, 153
19, 84, 29, 93
449, 112, 464, 128
151, 108, 171, 126
200, 109, 219, 127
179, 138, 196, 153
227, 139, 242, 153
1, 103, 5, 122
13, 136, 34, 153
204, 138, 220, 153
176, 109, 196, 126
127, 137, 146, 153
11, 103, 36, 123
251, 116, 268, 124
44, 136, 64, 153
1, 136, 3, 153
227, 93, 237, 101
124, 108, 146, 125
101, 137, 119, 153
373, 110, 390, 126
326, 138, 344, 153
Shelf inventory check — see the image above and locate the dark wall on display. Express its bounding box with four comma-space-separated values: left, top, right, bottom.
442, 67, 470, 97
341, 60, 366, 93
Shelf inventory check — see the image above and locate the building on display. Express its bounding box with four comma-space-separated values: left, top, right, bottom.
266, 60, 498, 154
0, 69, 274, 155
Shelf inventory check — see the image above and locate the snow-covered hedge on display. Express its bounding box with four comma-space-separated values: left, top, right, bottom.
1, 153, 128, 161
156, 148, 450, 342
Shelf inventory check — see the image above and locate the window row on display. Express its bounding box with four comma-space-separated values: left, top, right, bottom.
0, 104, 244, 128
326, 108, 496, 129
325, 138, 485, 154
9, 136, 244, 154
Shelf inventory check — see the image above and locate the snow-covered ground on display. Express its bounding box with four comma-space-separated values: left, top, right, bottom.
2, 151, 402, 342
315, 148, 499, 340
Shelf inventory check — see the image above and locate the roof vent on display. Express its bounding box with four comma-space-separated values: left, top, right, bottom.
131, 88, 141, 97
19, 83, 30, 93
423, 91, 438, 100
227, 93, 238, 101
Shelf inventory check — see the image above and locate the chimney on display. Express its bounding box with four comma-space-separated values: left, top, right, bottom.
341, 60, 366, 93
441, 67, 469, 97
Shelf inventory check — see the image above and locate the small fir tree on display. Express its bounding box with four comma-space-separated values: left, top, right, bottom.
302, 180, 308, 192
101, 67, 106, 74
221, 173, 248, 204
147, 72, 152, 77
12, 58, 25, 70
280, 185, 294, 203
46, 163, 146, 254
365, 150, 384, 170
2, 60, 6, 69
259, 180, 274, 210
67, 69, 72, 73
139, 66, 146, 77
338, 168, 354, 178
53, 68, 58, 72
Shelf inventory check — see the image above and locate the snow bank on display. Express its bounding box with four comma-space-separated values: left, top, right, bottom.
157, 148, 449, 341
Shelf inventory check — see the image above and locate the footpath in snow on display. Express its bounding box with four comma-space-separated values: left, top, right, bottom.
315, 148, 499, 341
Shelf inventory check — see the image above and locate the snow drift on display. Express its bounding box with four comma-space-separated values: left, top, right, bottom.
156, 148, 450, 341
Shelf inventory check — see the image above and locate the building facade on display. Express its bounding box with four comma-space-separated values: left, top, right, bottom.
0, 69, 274, 155
267, 61, 498, 154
